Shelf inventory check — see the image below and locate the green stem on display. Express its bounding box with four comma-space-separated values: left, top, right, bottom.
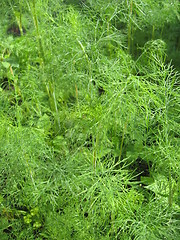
119, 121, 128, 161
27, 0, 60, 132
9, 0, 24, 36
128, 0, 133, 54
152, 25, 155, 40
168, 165, 173, 208
31, 0, 45, 63
77, 39, 92, 95
46, 82, 61, 133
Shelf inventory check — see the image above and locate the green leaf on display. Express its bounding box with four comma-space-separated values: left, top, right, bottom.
24, 214, 32, 224
2, 61, 10, 69
37, 114, 51, 132
33, 221, 42, 229
140, 176, 154, 185
0, 194, 3, 203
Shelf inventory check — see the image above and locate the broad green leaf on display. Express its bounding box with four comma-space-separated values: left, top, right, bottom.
140, 176, 154, 185
2, 61, 10, 69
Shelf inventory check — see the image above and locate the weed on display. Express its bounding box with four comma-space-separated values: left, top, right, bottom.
0, 0, 179, 239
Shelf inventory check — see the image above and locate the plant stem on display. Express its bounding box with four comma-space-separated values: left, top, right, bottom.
168, 166, 173, 207
128, 0, 133, 54
46, 82, 61, 133
152, 25, 155, 40
9, 65, 22, 126
77, 39, 92, 95
75, 84, 81, 115
27, 0, 60, 132
30, 0, 45, 63
9, 0, 24, 36
119, 121, 128, 161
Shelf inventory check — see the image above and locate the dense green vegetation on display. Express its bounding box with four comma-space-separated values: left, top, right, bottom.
0, 0, 179, 239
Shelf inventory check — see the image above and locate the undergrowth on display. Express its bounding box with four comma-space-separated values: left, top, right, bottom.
0, 0, 180, 239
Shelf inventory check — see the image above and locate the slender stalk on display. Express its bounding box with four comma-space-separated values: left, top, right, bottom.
127, 0, 133, 54
152, 25, 155, 40
46, 82, 61, 133
28, 0, 45, 63
93, 135, 98, 171
75, 84, 81, 115
119, 121, 128, 161
93, 149, 96, 171
24, 153, 37, 190
168, 166, 173, 207
9, 65, 22, 126
8, 0, 24, 36
107, 21, 112, 57
77, 39, 92, 95
77, 39, 91, 75
27, 0, 60, 132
